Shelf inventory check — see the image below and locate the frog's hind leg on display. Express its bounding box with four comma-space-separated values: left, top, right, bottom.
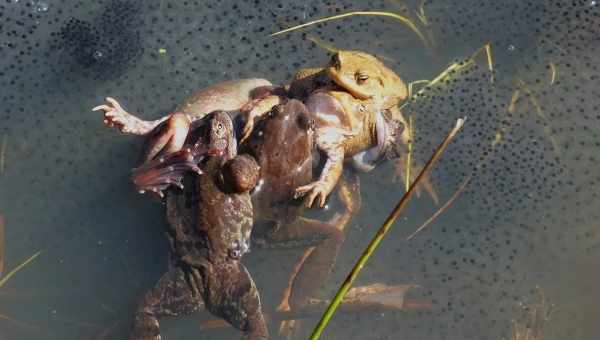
142, 112, 191, 163
131, 266, 205, 340
276, 173, 361, 338
131, 145, 205, 197
202, 262, 269, 340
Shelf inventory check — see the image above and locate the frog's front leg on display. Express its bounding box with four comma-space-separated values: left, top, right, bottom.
93, 97, 168, 136
131, 266, 205, 340
295, 129, 345, 208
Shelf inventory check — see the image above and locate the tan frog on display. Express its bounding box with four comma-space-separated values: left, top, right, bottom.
242, 50, 412, 207
242, 50, 409, 141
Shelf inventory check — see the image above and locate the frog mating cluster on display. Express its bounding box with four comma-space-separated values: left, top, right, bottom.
94, 50, 420, 340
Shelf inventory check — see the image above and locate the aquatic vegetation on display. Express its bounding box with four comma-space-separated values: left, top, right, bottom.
311, 118, 465, 339
405, 176, 471, 241
0, 214, 42, 334
0, 251, 42, 289
271, 11, 431, 50
400, 43, 495, 110
510, 288, 553, 340
404, 115, 413, 191
0, 135, 6, 176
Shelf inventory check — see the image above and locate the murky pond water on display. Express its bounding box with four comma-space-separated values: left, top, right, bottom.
0, 0, 599, 339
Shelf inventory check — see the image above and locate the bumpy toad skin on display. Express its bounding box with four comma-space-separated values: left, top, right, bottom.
131, 112, 268, 340
327, 50, 408, 108
131, 101, 363, 340
236, 50, 410, 207
240, 50, 408, 142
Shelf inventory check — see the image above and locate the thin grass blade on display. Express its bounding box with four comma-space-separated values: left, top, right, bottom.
0, 251, 42, 289
309, 118, 465, 339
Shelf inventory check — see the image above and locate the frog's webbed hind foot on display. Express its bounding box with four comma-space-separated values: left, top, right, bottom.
131, 267, 205, 340
131, 313, 161, 340
203, 262, 269, 340
132, 144, 206, 198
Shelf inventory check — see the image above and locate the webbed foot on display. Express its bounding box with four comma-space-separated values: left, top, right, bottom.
132, 145, 205, 199
131, 313, 161, 340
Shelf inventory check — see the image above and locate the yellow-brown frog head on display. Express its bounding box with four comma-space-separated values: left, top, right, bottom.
326, 50, 408, 109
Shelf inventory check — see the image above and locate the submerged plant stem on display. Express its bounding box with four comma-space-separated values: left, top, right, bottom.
0, 214, 4, 277
306, 35, 339, 53
549, 62, 557, 85
0, 135, 6, 175
405, 176, 471, 241
271, 11, 430, 50
405, 116, 414, 192
0, 311, 39, 332
0, 251, 42, 289
309, 118, 465, 340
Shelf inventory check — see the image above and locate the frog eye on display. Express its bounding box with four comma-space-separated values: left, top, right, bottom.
217, 123, 224, 130
356, 72, 370, 84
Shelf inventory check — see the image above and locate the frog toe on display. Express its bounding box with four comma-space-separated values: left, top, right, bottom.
131, 312, 161, 340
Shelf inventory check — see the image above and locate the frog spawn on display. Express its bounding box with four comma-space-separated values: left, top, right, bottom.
2, 0, 600, 339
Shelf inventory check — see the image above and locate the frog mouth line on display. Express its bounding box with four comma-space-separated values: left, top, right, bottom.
327, 67, 373, 101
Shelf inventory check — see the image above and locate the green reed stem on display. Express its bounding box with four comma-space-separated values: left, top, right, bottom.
310, 118, 465, 340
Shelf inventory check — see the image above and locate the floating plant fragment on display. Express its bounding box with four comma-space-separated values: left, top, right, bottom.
0, 251, 43, 289
271, 11, 431, 50
0, 216, 43, 334
0, 136, 6, 175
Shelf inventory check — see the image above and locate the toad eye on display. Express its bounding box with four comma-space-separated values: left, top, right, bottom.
217, 123, 224, 130
356, 72, 369, 84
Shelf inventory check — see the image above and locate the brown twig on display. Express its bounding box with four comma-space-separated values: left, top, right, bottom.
0, 311, 40, 333
405, 176, 471, 241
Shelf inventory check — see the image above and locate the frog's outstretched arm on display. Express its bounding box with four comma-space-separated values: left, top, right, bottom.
93, 79, 276, 136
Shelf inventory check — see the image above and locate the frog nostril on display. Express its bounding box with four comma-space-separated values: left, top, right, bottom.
228, 248, 242, 259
